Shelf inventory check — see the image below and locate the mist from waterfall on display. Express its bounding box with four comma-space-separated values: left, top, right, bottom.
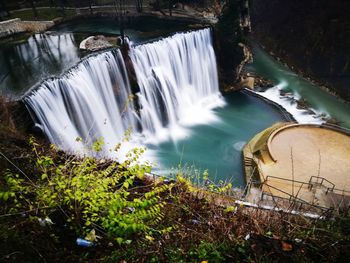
24, 29, 224, 160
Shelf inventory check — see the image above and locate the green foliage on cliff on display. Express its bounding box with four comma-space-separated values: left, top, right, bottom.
0, 132, 349, 262
1, 137, 172, 244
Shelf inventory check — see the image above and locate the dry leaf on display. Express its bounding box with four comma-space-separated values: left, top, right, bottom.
281, 241, 293, 251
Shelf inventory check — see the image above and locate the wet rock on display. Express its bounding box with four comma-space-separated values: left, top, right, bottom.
250, 0, 350, 102
296, 99, 311, 110
325, 117, 340, 126
249, 74, 274, 91
279, 90, 293, 97
239, 76, 255, 89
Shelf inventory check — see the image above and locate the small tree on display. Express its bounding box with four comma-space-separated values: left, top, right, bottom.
28, 0, 38, 19
168, 0, 172, 16
59, 0, 66, 16
1, 137, 172, 243
136, 0, 143, 13
0, 0, 9, 17
88, 0, 93, 14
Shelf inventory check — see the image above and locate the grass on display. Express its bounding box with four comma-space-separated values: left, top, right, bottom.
10, 7, 76, 21
1, 172, 350, 262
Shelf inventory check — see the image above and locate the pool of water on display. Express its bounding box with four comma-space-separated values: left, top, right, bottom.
0, 17, 191, 99
149, 91, 285, 187
7, 18, 343, 186
246, 45, 350, 128
0, 32, 84, 99
54, 16, 192, 44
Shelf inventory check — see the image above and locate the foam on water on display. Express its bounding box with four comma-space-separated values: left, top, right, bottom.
255, 81, 326, 124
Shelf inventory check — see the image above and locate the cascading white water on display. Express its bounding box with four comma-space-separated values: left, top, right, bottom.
130, 28, 225, 143
25, 28, 224, 159
24, 50, 137, 158
255, 81, 325, 124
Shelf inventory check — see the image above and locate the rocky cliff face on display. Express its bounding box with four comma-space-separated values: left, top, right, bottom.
215, 0, 251, 90
250, 0, 350, 101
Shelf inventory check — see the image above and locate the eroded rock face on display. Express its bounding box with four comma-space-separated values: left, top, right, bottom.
250, 0, 350, 102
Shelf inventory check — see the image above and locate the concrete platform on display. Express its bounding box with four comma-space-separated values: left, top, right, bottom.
244, 123, 350, 211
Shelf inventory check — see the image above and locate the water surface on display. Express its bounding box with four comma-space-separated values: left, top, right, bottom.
246, 45, 350, 128
150, 91, 284, 187
54, 17, 192, 44
0, 17, 191, 99
0, 32, 83, 98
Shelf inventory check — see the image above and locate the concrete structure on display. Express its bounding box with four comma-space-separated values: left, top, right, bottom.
0, 18, 54, 38
243, 122, 350, 213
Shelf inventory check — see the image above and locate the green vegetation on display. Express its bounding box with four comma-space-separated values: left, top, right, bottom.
10, 7, 75, 21
1, 135, 172, 244
1, 131, 349, 262
0, 96, 349, 261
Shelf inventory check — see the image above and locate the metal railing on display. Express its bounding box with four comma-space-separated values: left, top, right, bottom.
308, 176, 335, 194
262, 183, 330, 213
264, 175, 340, 195
265, 175, 312, 188
242, 165, 256, 198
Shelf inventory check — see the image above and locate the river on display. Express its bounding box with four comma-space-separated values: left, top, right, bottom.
246, 45, 350, 129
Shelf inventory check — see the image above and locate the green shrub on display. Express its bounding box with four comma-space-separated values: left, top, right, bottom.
1, 136, 173, 244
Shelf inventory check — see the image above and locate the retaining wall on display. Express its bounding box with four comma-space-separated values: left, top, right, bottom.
0, 18, 54, 38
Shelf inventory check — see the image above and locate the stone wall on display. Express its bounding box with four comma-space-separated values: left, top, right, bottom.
0, 18, 54, 38
0, 18, 25, 38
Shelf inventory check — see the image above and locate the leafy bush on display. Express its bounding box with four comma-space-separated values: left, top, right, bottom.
1, 136, 173, 244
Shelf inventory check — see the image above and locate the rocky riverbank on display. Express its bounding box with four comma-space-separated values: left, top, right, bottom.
241, 69, 341, 125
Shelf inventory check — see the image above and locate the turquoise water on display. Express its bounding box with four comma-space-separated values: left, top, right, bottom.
149, 91, 284, 187
246, 45, 350, 128
6, 19, 332, 186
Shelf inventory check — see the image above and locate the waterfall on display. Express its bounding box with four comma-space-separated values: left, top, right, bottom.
130, 28, 225, 143
24, 28, 224, 159
24, 50, 137, 158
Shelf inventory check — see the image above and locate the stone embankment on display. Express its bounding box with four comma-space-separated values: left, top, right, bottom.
0, 18, 54, 38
